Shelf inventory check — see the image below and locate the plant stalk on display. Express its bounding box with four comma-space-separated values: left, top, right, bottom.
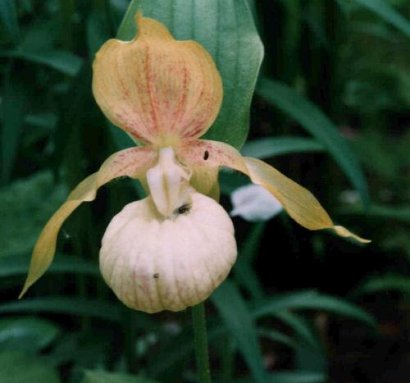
192, 302, 212, 383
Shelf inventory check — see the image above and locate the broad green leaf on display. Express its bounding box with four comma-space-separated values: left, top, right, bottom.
0, 172, 66, 258
353, 274, 410, 297
0, 298, 123, 323
0, 69, 28, 184
0, 50, 82, 76
116, 0, 263, 149
0, 254, 98, 278
0, 351, 60, 383
82, 370, 158, 383
0, 317, 59, 352
212, 281, 268, 383
253, 290, 376, 327
117, 0, 140, 39
0, 0, 20, 44
257, 78, 370, 207
355, 0, 410, 39
242, 136, 324, 159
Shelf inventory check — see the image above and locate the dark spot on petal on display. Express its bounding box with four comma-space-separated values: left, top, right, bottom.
174, 203, 191, 215
203, 150, 209, 160
153, 273, 159, 279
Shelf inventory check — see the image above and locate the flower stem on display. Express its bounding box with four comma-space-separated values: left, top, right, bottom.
192, 302, 212, 383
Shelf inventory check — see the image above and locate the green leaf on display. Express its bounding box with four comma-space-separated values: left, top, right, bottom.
87, 8, 111, 55
340, 204, 410, 224
241, 136, 324, 159
0, 317, 59, 352
0, 351, 60, 383
267, 371, 326, 383
234, 222, 266, 300
117, 0, 140, 40
0, 0, 20, 44
0, 50, 83, 76
257, 78, 370, 207
273, 311, 321, 351
258, 328, 297, 350
212, 281, 268, 383
355, 0, 410, 39
353, 274, 410, 297
0, 172, 66, 258
52, 64, 93, 172
234, 371, 326, 383
82, 370, 158, 383
0, 298, 123, 323
0, 68, 28, 184
117, 0, 263, 149
219, 170, 249, 195
0, 254, 98, 278
253, 290, 376, 328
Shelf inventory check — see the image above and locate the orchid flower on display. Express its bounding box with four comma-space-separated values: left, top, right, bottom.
20, 14, 368, 313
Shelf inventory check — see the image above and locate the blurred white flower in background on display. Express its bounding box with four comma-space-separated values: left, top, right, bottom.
230, 183, 283, 222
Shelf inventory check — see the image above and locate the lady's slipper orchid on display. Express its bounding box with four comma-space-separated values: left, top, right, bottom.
20, 14, 369, 313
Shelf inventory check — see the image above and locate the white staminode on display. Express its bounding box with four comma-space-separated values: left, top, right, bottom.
146, 147, 191, 218
230, 183, 283, 222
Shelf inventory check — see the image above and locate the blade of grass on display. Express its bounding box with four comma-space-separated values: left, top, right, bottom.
0, 0, 20, 44
273, 311, 321, 351
0, 50, 82, 76
352, 274, 410, 297
257, 78, 370, 207
212, 281, 267, 383
241, 136, 324, 159
258, 328, 297, 350
233, 222, 266, 301
0, 298, 124, 322
355, 0, 410, 39
342, 204, 410, 224
0, 254, 98, 278
1, 66, 28, 184
253, 290, 376, 328
233, 371, 326, 383
82, 370, 159, 383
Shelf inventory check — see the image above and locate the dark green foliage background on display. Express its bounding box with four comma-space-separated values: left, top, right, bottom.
1, 1, 410, 382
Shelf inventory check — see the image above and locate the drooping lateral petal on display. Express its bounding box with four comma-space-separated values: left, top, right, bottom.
19, 147, 157, 298
178, 140, 369, 243
92, 14, 223, 146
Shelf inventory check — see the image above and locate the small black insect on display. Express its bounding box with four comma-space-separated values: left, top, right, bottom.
203, 150, 209, 160
153, 273, 159, 279
174, 203, 191, 215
